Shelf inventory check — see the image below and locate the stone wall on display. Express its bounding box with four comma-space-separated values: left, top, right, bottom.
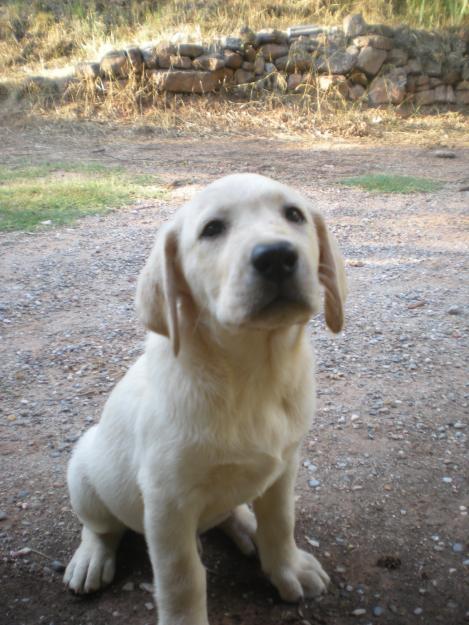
71, 14, 469, 106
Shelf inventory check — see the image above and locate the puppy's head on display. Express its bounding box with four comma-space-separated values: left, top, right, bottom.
136, 174, 347, 354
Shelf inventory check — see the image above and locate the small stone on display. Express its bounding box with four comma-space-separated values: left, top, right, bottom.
372, 606, 385, 616
442, 476, 453, 483
144, 602, 154, 610
448, 306, 462, 315
50, 560, 65, 573
414, 607, 423, 615
193, 55, 225, 71
139, 582, 154, 593
434, 150, 456, 159
343, 14, 368, 38
122, 582, 134, 591
351, 608, 367, 616
176, 43, 204, 58
353, 35, 394, 50
463, 559, 469, 566
308, 479, 321, 488
452, 543, 464, 553
453, 421, 466, 428
223, 50, 243, 70
447, 600, 458, 609
335, 564, 347, 573
356, 46, 387, 76
0, 511, 7, 521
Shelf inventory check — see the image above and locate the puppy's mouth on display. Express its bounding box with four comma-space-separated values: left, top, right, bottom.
248, 288, 312, 324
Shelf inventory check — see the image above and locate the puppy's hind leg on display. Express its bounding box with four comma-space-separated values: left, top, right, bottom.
64, 435, 124, 594
219, 504, 257, 556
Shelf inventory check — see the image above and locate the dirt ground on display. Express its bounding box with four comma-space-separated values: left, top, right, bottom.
0, 121, 468, 625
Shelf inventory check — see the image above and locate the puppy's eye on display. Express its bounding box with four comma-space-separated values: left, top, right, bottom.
200, 219, 226, 239
284, 205, 306, 224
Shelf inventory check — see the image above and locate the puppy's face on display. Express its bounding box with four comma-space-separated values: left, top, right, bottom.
137, 174, 346, 353
179, 174, 321, 329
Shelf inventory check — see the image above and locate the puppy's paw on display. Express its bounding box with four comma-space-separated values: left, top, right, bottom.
219, 504, 257, 556
270, 549, 330, 602
63, 529, 117, 594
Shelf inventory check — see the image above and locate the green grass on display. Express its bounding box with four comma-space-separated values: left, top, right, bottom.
341, 173, 444, 193
0, 161, 165, 231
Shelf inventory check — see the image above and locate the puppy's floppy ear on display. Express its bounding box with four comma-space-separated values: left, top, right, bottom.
313, 213, 347, 333
136, 222, 182, 356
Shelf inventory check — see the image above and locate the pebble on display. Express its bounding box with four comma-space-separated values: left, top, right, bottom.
447, 305, 462, 315
414, 607, 423, 615
434, 150, 456, 159
144, 602, 154, 611
139, 582, 154, 593
442, 477, 453, 483
372, 606, 385, 616
351, 608, 367, 616
308, 479, 321, 488
0, 511, 7, 521
453, 421, 466, 429
463, 559, 469, 566
122, 582, 134, 591
452, 543, 464, 553
50, 560, 65, 573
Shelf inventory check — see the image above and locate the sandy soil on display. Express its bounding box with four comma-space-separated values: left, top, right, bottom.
0, 121, 468, 625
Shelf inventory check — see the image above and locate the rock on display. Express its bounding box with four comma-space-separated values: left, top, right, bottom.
350, 70, 368, 86
368, 24, 395, 38
220, 36, 243, 51
169, 55, 192, 70
343, 14, 368, 38
318, 49, 358, 74
176, 43, 204, 58
456, 79, 469, 102
125, 47, 143, 73
151, 69, 225, 93
308, 479, 321, 488
387, 48, 408, 67
239, 26, 256, 46
265, 62, 276, 73
275, 49, 313, 73
462, 61, 469, 81
348, 83, 365, 100
75, 62, 101, 79
234, 69, 255, 84
372, 606, 385, 616
140, 43, 161, 69
193, 55, 224, 71
424, 57, 442, 76
100, 51, 130, 79
0, 511, 7, 521
242, 61, 255, 71
287, 73, 303, 90
406, 58, 423, 74
254, 55, 265, 75
122, 581, 135, 591
434, 148, 456, 157
356, 46, 387, 76
368, 69, 407, 105
50, 560, 65, 573
255, 29, 288, 46
351, 608, 367, 616
407, 74, 430, 92
139, 582, 154, 593
223, 50, 243, 70
353, 35, 394, 50
452, 543, 464, 552
318, 74, 349, 97
259, 44, 289, 61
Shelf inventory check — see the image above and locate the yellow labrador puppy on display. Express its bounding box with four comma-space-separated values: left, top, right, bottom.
64, 173, 347, 625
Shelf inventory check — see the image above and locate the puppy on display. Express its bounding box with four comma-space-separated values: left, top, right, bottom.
64, 173, 347, 625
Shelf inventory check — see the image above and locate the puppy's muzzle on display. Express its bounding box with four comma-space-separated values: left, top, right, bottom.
251, 241, 298, 284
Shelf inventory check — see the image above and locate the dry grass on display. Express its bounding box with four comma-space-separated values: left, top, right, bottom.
1, 1, 468, 144
1, 0, 468, 80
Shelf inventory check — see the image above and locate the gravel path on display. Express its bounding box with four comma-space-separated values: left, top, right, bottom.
1, 124, 468, 625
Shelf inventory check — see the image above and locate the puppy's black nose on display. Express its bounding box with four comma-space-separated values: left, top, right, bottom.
251, 241, 298, 283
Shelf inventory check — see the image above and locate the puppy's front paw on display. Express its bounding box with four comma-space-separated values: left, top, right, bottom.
270, 549, 330, 602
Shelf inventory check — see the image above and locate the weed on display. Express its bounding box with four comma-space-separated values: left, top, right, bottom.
341, 173, 444, 193
0, 161, 165, 231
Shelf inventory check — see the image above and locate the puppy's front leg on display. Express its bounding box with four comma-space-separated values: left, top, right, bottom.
253, 454, 330, 602
144, 492, 208, 625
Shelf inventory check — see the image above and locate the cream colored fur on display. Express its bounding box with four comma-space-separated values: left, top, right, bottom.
64, 173, 347, 625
